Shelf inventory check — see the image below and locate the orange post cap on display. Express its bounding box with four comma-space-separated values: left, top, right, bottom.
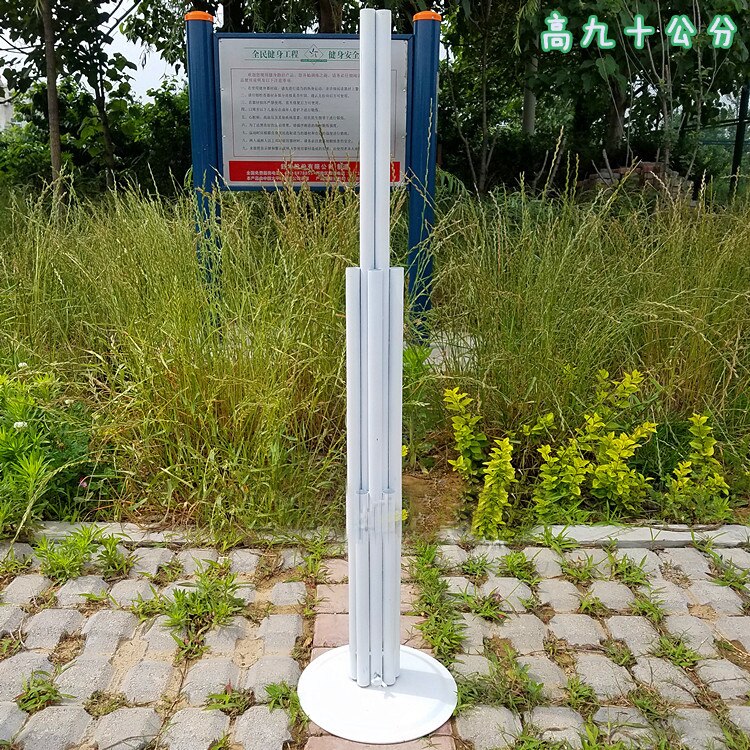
413, 10, 442, 21
185, 10, 214, 21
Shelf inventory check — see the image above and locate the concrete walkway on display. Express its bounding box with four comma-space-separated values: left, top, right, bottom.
0, 524, 748, 749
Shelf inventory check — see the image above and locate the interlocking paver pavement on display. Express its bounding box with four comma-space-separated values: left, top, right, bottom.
0, 523, 748, 749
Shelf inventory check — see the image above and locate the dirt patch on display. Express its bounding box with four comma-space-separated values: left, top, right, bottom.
661, 562, 691, 588
688, 603, 717, 620
51, 633, 85, 666
233, 634, 263, 670
403, 470, 464, 539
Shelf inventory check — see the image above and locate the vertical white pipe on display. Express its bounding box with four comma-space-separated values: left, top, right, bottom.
356, 8, 376, 686
345, 268, 360, 681
367, 268, 386, 682
373, 10, 391, 272
359, 8, 376, 273
383, 266, 403, 685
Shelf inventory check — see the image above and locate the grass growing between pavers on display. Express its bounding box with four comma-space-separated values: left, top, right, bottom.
15, 670, 66, 714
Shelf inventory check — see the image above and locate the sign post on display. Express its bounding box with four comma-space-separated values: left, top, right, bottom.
296, 10, 456, 744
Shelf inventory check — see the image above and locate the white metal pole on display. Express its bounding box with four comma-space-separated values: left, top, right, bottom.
297, 8, 457, 739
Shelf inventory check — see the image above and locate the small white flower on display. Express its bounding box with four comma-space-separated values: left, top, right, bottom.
17, 362, 28, 369
13, 421, 28, 430
64, 399, 73, 406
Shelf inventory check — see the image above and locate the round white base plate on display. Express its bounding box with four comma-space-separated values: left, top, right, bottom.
298, 645, 457, 744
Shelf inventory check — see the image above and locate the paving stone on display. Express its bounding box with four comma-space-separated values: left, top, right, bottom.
142, 615, 180, 656
642, 580, 690, 615
303, 738, 454, 750
234, 704, 291, 750
92, 707, 162, 750
312, 614, 348, 649
459, 613, 486, 655
488, 614, 547, 655
235, 582, 256, 604
664, 615, 717, 657
593, 707, 653, 747
0, 543, 36, 568
445, 577, 474, 597
616, 548, 663, 578
451, 654, 491, 678
244, 655, 300, 703
121, 660, 174, 704
715, 616, 750, 652
437, 544, 468, 571
260, 613, 303, 655
660, 548, 712, 579
517, 655, 566, 700
456, 705, 521, 750
82, 610, 137, 653
575, 653, 635, 700
183, 657, 239, 704
728, 706, 750, 735
671, 708, 727, 750
527, 707, 585, 749
0, 605, 25, 636
315, 583, 349, 613
16, 705, 90, 750
549, 614, 605, 648
22, 608, 84, 650
697, 525, 750, 547
632, 657, 696, 704
229, 549, 260, 575
2, 574, 50, 605
0, 702, 26, 741
132, 547, 174, 576
538, 579, 580, 612
695, 659, 750, 701
205, 616, 249, 655
109, 579, 157, 608
0, 652, 51, 700
606, 616, 659, 657
480, 577, 532, 612
160, 707, 230, 750
321, 558, 348, 583
588, 580, 634, 611
523, 547, 562, 578
716, 547, 750, 571
177, 548, 219, 575
280, 548, 303, 570
270, 581, 306, 606
56, 655, 113, 701
689, 579, 744, 615
55, 575, 108, 607
473, 544, 511, 564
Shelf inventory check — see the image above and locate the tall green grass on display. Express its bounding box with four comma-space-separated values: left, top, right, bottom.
1, 185, 749, 534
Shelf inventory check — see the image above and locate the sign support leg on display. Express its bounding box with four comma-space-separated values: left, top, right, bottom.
185, 11, 221, 296
297, 10, 457, 744
407, 12, 441, 336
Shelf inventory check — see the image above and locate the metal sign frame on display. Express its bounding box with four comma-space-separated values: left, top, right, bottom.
213, 33, 411, 191
185, 10, 440, 316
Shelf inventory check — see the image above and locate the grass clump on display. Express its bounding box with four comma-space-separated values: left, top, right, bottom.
0, 634, 23, 661
96, 536, 133, 581
652, 634, 701, 669
205, 685, 253, 717
84, 691, 129, 717
410, 541, 465, 664
561, 554, 599, 584
266, 681, 306, 727
602, 639, 635, 668
460, 554, 491, 583
15, 670, 65, 714
35, 526, 100, 583
630, 591, 666, 625
609, 554, 649, 587
457, 645, 543, 713
456, 591, 507, 623
578, 593, 608, 618
498, 550, 539, 585
0, 551, 32, 585
565, 676, 599, 717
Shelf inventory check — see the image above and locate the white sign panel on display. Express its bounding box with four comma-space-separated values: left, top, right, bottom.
217, 37, 408, 188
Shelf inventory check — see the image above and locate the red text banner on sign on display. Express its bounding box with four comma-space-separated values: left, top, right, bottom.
227, 160, 401, 184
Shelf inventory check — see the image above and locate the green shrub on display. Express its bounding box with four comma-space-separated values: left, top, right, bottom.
472, 438, 515, 538
0, 370, 111, 535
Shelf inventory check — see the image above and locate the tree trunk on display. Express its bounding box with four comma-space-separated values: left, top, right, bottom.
605, 84, 627, 157
94, 87, 117, 189
221, 0, 243, 32
522, 55, 537, 135
317, 0, 342, 33
38, 0, 62, 200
